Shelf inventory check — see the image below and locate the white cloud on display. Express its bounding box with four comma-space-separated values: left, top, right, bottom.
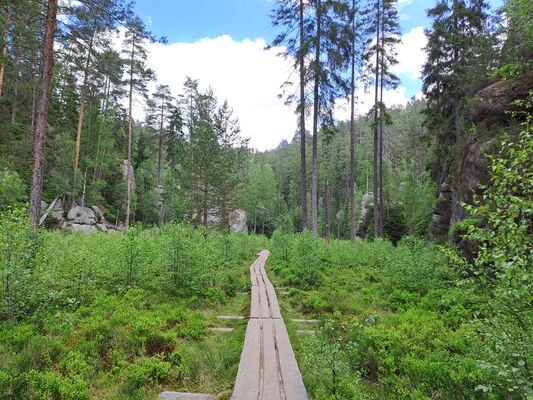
333, 86, 411, 121
141, 35, 298, 151
392, 26, 427, 79
135, 32, 422, 151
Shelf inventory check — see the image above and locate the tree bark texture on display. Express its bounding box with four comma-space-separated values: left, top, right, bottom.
349, 0, 356, 243
125, 40, 135, 228
299, 0, 308, 231
372, 0, 380, 239
0, 4, 11, 100
311, 0, 321, 237
72, 33, 95, 207
29, 0, 58, 227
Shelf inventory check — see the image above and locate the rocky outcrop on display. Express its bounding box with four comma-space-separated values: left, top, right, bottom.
62, 223, 98, 234
60, 204, 118, 234
428, 179, 452, 242
193, 208, 249, 233
67, 206, 97, 225
356, 193, 373, 240
122, 159, 135, 191
470, 74, 533, 127
228, 209, 248, 233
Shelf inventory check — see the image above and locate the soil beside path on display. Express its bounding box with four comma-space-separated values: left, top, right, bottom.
232, 250, 308, 400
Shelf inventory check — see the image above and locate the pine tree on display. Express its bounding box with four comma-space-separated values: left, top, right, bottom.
146, 84, 175, 186
310, 0, 352, 236
270, 0, 311, 231
29, 0, 58, 227
122, 16, 155, 227
363, 0, 399, 238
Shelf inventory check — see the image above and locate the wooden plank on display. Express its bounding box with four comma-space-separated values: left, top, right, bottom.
260, 319, 284, 400
291, 319, 319, 323
217, 315, 245, 320
259, 285, 270, 318
209, 327, 234, 332
296, 330, 320, 334
274, 319, 309, 400
250, 285, 260, 318
265, 284, 282, 319
232, 319, 261, 399
159, 392, 214, 400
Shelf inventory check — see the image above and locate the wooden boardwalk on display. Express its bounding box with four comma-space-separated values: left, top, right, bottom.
232, 250, 308, 400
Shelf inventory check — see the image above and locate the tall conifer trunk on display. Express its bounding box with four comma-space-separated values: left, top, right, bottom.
379, 32, 384, 237
325, 178, 330, 244
0, 4, 11, 100
158, 99, 164, 186
72, 32, 95, 208
29, 0, 58, 227
372, 0, 380, 238
311, 0, 322, 237
299, 0, 308, 231
349, 0, 356, 243
11, 32, 22, 124
125, 40, 135, 228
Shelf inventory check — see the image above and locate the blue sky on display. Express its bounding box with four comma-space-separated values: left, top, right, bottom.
133, 0, 437, 98
130, 0, 502, 150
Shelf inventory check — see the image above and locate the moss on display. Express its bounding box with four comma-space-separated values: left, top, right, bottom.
449, 218, 483, 240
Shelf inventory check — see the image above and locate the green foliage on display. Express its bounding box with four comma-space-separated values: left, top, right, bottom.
269, 233, 498, 398
0, 169, 26, 211
445, 108, 533, 396
0, 225, 267, 398
0, 208, 40, 327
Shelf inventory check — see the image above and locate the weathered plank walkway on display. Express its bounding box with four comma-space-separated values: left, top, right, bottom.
232, 250, 308, 400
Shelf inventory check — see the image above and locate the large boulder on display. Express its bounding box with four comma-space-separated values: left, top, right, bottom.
355, 192, 373, 240
228, 209, 248, 233
62, 222, 98, 234
193, 208, 248, 233
50, 198, 65, 222
91, 206, 104, 223
67, 206, 97, 225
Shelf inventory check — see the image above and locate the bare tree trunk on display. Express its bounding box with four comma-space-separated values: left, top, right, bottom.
158, 99, 164, 186
29, 0, 58, 227
125, 40, 135, 228
0, 4, 11, 100
72, 32, 95, 208
379, 38, 384, 238
299, 0, 308, 231
349, 0, 356, 243
11, 32, 22, 124
372, 0, 380, 239
203, 180, 208, 228
311, 0, 321, 237
325, 179, 330, 244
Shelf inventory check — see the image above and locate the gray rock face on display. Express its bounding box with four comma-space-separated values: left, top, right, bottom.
122, 159, 135, 191
62, 222, 98, 234
91, 206, 104, 222
40, 201, 48, 213
67, 206, 97, 225
193, 209, 248, 233
428, 179, 452, 242
356, 193, 373, 240
228, 209, 248, 233
50, 199, 64, 222
449, 139, 491, 230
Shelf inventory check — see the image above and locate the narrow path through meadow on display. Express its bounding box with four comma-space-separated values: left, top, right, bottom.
232, 250, 308, 400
